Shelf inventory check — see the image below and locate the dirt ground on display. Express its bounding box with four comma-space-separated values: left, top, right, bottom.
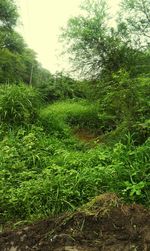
1, 193, 150, 251
74, 128, 101, 144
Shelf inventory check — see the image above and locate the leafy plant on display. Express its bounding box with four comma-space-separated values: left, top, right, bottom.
123, 181, 146, 200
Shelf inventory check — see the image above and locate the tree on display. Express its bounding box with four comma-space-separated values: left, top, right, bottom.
0, 30, 26, 53
0, 49, 25, 83
0, 0, 54, 86
117, 0, 150, 77
61, 0, 139, 79
118, 0, 150, 48
0, 0, 18, 29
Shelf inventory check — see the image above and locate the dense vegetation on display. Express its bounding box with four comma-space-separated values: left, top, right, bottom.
0, 0, 150, 226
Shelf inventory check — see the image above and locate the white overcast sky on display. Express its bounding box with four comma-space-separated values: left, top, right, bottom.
15, 0, 121, 73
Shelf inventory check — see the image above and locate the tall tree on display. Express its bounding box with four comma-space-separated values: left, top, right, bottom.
0, 0, 18, 29
118, 0, 150, 48
0, 0, 53, 85
61, 0, 139, 79
0, 30, 26, 53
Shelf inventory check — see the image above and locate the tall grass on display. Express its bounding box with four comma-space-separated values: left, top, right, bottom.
40, 100, 100, 135
0, 83, 41, 125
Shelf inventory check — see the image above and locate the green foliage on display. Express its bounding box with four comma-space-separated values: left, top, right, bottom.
1, 123, 149, 222
37, 72, 86, 102
0, 0, 54, 86
40, 100, 100, 136
0, 96, 149, 224
0, 30, 26, 53
119, 0, 150, 47
61, 0, 142, 79
0, 36, 53, 85
0, 0, 18, 29
0, 49, 25, 83
0, 0, 150, 228
0, 84, 41, 125
83, 70, 150, 144
112, 138, 150, 202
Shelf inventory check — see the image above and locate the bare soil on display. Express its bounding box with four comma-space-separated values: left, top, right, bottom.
1, 193, 150, 251
74, 128, 101, 144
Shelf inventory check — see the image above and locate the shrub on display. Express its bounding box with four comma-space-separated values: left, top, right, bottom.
36, 73, 86, 103
0, 83, 41, 125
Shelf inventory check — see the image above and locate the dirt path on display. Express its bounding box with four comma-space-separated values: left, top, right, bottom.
1, 193, 150, 251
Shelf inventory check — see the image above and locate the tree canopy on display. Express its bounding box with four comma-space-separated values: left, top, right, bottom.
61, 0, 150, 79
0, 0, 18, 29
118, 0, 150, 46
0, 0, 53, 85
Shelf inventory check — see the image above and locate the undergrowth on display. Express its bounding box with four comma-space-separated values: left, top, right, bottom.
0, 84, 150, 225
0, 124, 150, 223
0, 84, 41, 125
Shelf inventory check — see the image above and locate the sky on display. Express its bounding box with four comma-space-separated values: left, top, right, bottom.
15, 0, 121, 74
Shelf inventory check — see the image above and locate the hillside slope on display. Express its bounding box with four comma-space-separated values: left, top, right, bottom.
1, 194, 150, 251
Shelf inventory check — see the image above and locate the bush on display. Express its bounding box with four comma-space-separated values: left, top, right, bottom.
36, 73, 86, 103
0, 83, 41, 125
